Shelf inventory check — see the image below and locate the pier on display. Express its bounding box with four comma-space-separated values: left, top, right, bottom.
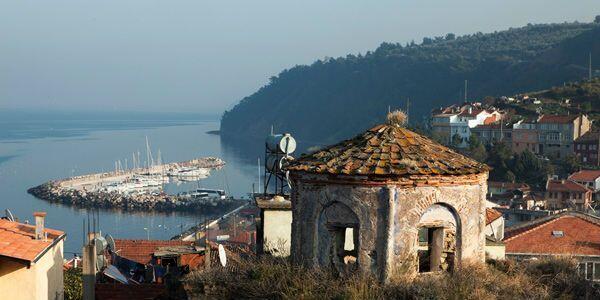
28, 157, 247, 213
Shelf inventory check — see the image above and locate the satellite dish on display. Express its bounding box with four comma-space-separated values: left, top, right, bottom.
96, 255, 106, 271
4, 209, 15, 222
105, 234, 116, 251
218, 244, 227, 267
94, 236, 108, 255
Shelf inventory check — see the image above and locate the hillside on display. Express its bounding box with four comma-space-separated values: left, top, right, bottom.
221, 21, 600, 148
495, 78, 600, 124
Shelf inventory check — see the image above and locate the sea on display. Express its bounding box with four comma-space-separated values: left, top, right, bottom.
0, 111, 264, 256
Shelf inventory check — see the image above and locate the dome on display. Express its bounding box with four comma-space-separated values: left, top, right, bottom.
286, 123, 488, 177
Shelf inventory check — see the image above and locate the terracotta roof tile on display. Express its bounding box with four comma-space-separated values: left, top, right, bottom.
568, 170, 600, 182
504, 214, 600, 256
538, 115, 579, 124
486, 208, 503, 225
287, 124, 488, 177
0, 219, 65, 263
114, 239, 192, 264
546, 179, 591, 193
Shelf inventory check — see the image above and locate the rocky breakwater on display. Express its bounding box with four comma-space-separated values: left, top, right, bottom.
27, 156, 246, 214
28, 182, 246, 214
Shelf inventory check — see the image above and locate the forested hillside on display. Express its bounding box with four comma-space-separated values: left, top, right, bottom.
221, 20, 600, 147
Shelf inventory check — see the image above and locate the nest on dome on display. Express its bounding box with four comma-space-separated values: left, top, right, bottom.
386, 110, 408, 127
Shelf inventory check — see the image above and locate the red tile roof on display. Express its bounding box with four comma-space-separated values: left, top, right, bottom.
486, 208, 503, 225
113, 239, 191, 264
488, 181, 530, 190
0, 218, 65, 263
537, 115, 579, 124
287, 123, 488, 177
504, 213, 600, 256
546, 179, 591, 193
568, 170, 600, 182
95, 283, 166, 300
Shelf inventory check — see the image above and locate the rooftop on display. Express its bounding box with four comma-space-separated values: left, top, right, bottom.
575, 131, 600, 143
0, 217, 65, 264
568, 170, 600, 182
537, 114, 579, 124
488, 181, 530, 191
504, 212, 600, 256
546, 179, 591, 193
113, 239, 192, 264
486, 208, 503, 225
287, 121, 488, 177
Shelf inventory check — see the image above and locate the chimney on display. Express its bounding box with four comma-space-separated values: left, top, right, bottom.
33, 212, 46, 240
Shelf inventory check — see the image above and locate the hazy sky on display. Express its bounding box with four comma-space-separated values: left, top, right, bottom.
0, 1, 597, 114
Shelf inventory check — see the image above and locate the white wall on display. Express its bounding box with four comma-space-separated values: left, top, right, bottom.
263, 210, 293, 256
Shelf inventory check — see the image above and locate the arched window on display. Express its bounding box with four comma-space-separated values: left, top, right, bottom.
417, 203, 460, 273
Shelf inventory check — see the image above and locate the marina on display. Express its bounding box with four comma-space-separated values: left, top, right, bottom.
27, 156, 247, 213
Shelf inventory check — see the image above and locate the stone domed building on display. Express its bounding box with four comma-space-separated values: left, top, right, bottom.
286, 112, 489, 281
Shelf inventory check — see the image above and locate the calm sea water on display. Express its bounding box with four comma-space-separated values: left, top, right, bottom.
0, 114, 262, 255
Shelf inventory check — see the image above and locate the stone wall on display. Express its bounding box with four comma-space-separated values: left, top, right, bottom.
290, 172, 488, 281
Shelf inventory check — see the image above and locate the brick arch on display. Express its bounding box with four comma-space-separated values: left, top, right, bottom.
411, 191, 465, 265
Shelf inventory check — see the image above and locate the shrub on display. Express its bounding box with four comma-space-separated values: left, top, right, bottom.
184, 256, 600, 299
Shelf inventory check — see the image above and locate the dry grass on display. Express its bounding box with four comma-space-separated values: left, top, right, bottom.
386, 110, 408, 127
184, 256, 600, 299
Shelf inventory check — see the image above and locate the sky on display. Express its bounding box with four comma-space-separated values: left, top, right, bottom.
0, 1, 598, 115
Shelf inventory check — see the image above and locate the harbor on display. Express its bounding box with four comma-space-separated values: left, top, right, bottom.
27, 155, 247, 213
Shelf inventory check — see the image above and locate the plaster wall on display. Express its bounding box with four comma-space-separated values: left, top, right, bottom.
0, 240, 64, 300
263, 210, 293, 256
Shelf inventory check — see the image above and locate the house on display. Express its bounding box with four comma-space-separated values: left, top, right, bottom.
255, 195, 292, 256
511, 120, 539, 154
287, 112, 489, 279
487, 182, 541, 209
537, 114, 590, 159
0, 212, 66, 300
545, 179, 592, 211
485, 208, 504, 241
574, 131, 600, 166
568, 169, 600, 201
470, 123, 512, 146
431, 103, 502, 148
503, 211, 600, 281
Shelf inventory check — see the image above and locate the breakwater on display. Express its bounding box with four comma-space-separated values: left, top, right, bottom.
27, 156, 246, 213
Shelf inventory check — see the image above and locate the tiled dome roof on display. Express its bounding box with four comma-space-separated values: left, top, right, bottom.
287, 124, 488, 177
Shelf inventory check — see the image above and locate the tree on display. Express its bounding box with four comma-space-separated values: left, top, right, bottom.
468, 134, 487, 162
451, 133, 462, 148
486, 142, 513, 181
511, 150, 553, 189
595, 15, 600, 23
560, 154, 581, 176
445, 33, 456, 40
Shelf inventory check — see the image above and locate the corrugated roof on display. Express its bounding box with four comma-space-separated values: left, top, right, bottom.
287, 124, 488, 177
0, 218, 65, 263
504, 213, 600, 256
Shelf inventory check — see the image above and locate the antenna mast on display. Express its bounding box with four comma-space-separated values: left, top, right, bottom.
406, 98, 410, 124
590, 52, 593, 81
464, 80, 468, 101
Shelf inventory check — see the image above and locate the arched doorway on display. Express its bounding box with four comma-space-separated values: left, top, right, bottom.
316, 202, 360, 275
417, 203, 460, 273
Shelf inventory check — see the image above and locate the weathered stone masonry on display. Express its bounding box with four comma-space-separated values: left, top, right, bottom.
287, 114, 489, 281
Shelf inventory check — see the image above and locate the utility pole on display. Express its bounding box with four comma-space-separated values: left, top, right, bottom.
590, 52, 593, 82
464, 80, 468, 102
406, 98, 410, 124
